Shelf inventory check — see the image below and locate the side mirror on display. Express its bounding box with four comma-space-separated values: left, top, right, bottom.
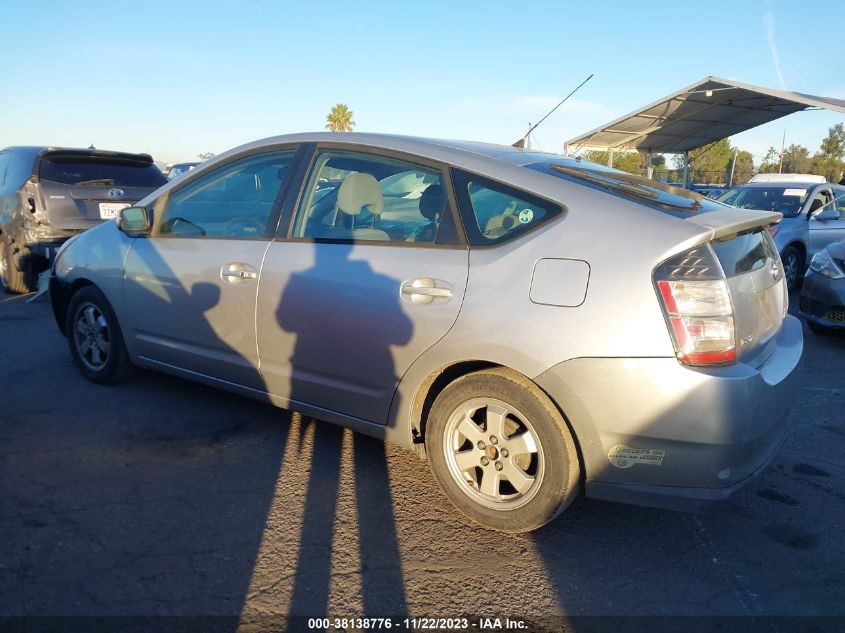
117, 206, 151, 234
811, 206, 840, 221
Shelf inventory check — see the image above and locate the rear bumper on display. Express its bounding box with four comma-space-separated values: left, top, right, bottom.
534, 315, 803, 509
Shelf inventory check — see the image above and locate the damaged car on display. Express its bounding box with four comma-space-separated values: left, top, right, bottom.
0, 146, 166, 293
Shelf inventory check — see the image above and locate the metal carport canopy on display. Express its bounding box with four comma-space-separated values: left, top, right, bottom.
565, 76, 845, 154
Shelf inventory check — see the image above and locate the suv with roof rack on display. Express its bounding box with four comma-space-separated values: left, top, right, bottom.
0, 146, 167, 293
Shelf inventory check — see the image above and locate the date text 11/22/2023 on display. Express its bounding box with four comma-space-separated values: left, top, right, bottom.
306, 617, 528, 630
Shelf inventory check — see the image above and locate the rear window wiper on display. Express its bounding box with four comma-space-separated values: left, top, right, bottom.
74, 179, 118, 186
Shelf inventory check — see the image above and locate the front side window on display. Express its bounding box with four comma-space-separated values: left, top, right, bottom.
451, 170, 562, 245
292, 150, 447, 244
158, 151, 295, 239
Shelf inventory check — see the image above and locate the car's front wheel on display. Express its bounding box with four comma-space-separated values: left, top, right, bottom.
66, 286, 138, 384
781, 245, 804, 292
425, 368, 581, 532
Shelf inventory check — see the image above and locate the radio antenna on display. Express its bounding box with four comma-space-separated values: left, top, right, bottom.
513, 73, 594, 147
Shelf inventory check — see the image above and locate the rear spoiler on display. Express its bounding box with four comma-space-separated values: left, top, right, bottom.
685, 208, 782, 240
38, 148, 154, 165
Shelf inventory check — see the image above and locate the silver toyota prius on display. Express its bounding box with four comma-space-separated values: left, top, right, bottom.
49, 133, 803, 532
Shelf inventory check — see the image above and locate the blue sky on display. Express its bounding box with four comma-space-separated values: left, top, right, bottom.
1, 0, 842, 165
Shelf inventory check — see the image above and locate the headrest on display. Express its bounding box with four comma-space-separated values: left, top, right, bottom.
419, 185, 445, 221
809, 198, 824, 212
336, 173, 384, 216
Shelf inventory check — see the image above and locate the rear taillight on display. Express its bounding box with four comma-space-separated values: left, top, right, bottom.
655, 245, 736, 366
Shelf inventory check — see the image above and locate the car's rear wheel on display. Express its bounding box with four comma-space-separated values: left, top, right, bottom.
781, 246, 804, 292
0, 236, 36, 294
66, 286, 138, 384
425, 367, 581, 532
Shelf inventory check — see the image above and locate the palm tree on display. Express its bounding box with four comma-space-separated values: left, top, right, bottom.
325, 103, 355, 132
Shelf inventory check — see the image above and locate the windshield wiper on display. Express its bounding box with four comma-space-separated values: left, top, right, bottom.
74, 179, 118, 186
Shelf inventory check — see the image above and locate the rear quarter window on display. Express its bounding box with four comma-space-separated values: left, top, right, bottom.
451, 169, 563, 246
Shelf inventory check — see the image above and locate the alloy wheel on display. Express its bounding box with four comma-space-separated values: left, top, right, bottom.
442, 397, 545, 510
73, 302, 112, 371
784, 252, 799, 288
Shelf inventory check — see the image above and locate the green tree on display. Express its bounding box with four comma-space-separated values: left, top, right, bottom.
759, 147, 780, 173
325, 103, 355, 132
810, 123, 845, 181
781, 144, 811, 173
819, 123, 845, 159
582, 150, 647, 174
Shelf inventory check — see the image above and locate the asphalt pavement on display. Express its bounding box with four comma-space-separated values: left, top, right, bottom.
0, 292, 843, 632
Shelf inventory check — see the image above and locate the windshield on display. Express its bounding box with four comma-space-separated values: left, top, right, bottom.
717, 185, 809, 218
527, 160, 725, 216
39, 156, 167, 187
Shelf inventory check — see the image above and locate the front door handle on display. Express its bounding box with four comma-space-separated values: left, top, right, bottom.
220, 262, 258, 284
400, 278, 453, 304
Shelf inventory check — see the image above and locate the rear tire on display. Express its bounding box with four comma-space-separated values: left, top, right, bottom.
66, 286, 138, 384
425, 367, 581, 533
781, 246, 804, 292
0, 236, 37, 294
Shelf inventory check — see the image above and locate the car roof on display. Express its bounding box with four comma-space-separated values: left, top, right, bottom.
225, 132, 573, 170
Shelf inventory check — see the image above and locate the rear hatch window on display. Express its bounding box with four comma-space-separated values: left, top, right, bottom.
714, 229, 786, 364
526, 160, 728, 218
39, 155, 166, 187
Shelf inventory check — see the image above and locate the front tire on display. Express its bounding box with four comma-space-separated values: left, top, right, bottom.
66, 286, 138, 384
781, 246, 804, 292
425, 368, 581, 532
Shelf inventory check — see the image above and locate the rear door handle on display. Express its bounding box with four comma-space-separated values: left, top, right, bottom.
220, 262, 258, 284
400, 278, 453, 304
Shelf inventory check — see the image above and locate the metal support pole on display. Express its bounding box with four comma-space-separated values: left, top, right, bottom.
646, 150, 654, 180
563, 142, 569, 157
607, 149, 615, 168
728, 148, 738, 187
682, 151, 690, 188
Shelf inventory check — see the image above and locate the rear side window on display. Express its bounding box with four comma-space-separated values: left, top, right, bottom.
451, 169, 562, 245
39, 156, 167, 187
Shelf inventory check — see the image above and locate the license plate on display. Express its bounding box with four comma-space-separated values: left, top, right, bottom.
99, 202, 130, 219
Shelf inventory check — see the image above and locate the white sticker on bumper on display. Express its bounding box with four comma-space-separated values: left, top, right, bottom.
608, 445, 665, 468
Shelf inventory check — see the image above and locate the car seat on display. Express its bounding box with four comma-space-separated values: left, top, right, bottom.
415, 184, 445, 243
335, 173, 389, 240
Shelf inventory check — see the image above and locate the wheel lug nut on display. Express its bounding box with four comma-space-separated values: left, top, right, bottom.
489, 436, 498, 445
477, 441, 486, 450
494, 461, 503, 471
501, 448, 509, 458
480, 456, 490, 466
